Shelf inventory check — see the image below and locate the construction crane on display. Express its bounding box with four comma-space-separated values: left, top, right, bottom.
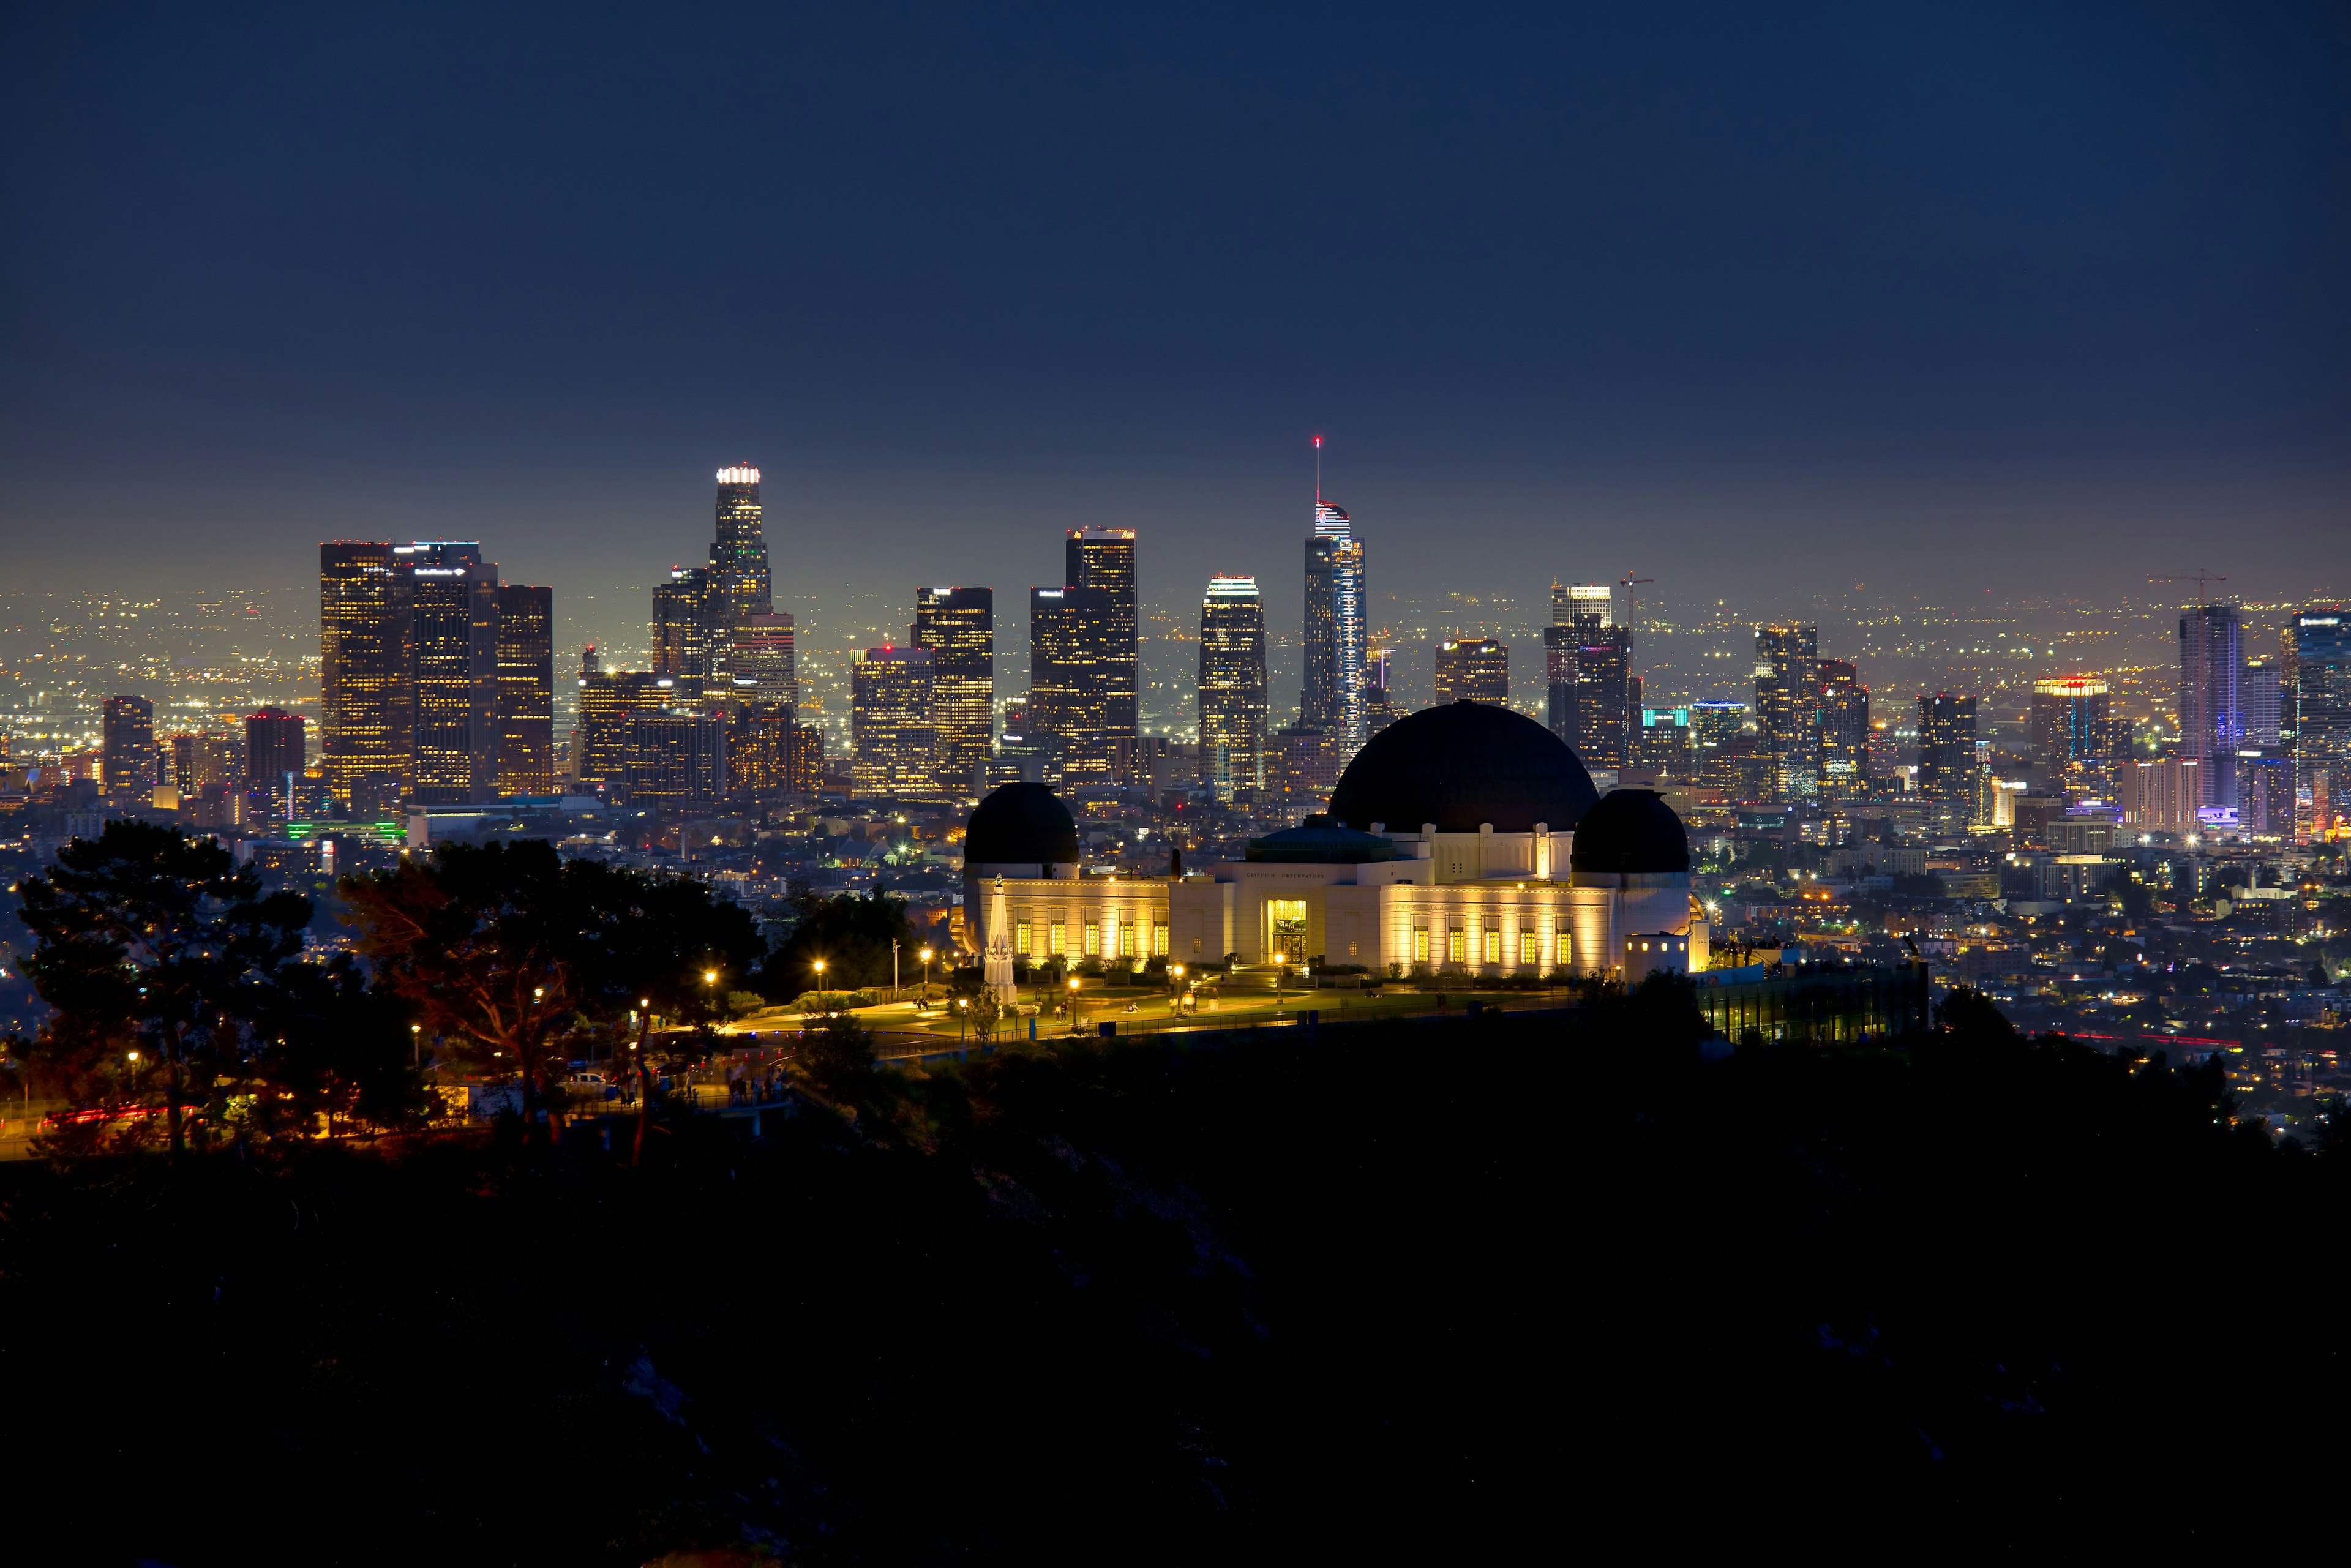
2148, 569, 2228, 604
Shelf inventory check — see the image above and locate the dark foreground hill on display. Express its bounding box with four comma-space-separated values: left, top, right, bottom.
2, 986, 2343, 1564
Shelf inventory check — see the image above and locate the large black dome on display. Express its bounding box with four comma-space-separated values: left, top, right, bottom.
1327, 700, 1600, 834
963, 782, 1080, 867
1568, 789, 1690, 874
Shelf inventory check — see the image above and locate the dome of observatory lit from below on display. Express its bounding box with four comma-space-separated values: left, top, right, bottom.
1325, 699, 1601, 834
963, 781, 1081, 867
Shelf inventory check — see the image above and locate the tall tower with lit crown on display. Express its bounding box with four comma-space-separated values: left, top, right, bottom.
710, 465, 772, 622
1300, 437, 1366, 757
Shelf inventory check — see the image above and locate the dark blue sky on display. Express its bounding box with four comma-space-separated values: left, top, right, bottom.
2, 1, 2345, 648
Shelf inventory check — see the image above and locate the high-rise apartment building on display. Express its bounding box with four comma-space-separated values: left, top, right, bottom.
1754, 625, 1820, 800
2177, 603, 2242, 810
1433, 638, 1509, 707
494, 582, 554, 798
851, 645, 936, 799
1197, 575, 1268, 801
1065, 529, 1138, 746
2030, 677, 2114, 800
402, 542, 501, 805
1029, 585, 1116, 783
244, 708, 306, 792
710, 465, 773, 624
577, 669, 666, 792
1916, 692, 1979, 803
320, 542, 415, 805
102, 695, 156, 799
727, 612, 799, 714
912, 587, 993, 792
1818, 659, 1869, 797
1265, 723, 1339, 822
1301, 501, 1366, 755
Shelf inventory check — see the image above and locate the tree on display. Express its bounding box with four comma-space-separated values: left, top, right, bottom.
339, 841, 762, 1131
247, 952, 433, 1139
759, 891, 916, 999
1936, 985, 2017, 1041
16, 822, 311, 1155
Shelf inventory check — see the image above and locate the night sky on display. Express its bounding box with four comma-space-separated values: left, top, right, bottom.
3, 2, 2345, 650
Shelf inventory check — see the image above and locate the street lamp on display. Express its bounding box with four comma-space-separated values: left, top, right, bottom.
1067, 975, 1080, 1033
919, 946, 933, 999
1272, 954, 1284, 1005
411, 1022, 421, 1067
126, 1049, 139, 1093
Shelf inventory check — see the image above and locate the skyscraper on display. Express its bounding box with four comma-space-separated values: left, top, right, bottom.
1754, 625, 1820, 800
402, 542, 501, 805
1818, 658, 1870, 797
727, 612, 800, 713
710, 465, 773, 623
1065, 529, 1138, 746
1197, 574, 1268, 801
1362, 648, 1400, 740
101, 694, 156, 799
651, 565, 716, 692
1433, 637, 1509, 706
495, 582, 554, 798
2177, 603, 2242, 809
2241, 656, 2282, 750
851, 645, 936, 799
320, 541, 415, 805
577, 669, 665, 792
2289, 606, 2350, 840
1634, 709, 1694, 778
1691, 701, 1749, 792
2030, 677, 2113, 800
1029, 585, 1116, 782
1916, 692, 1979, 803
1300, 500, 1367, 754
625, 713, 728, 814
1545, 585, 1622, 762
912, 587, 994, 792
244, 708, 306, 792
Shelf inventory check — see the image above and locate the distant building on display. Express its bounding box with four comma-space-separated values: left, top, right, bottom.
626, 713, 728, 815
727, 610, 799, 715
912, 587, 992, 791
851, 645, 936, 799
1264, 724, 1338, 822
1634, 708, 1693, 778
1029, 585, 1117, 784
2288, 606, 2350, 839
170, 732, 240, 795
1197, 575, 1267, 801
320, 541, 415, 805
1065, 528, 1138, 750
730, 705, 822, 802
1690, 701, 1749, 793
651, 565, 717, 695
1433, 638, 1509, 707
1754, 625, 1819, 800
577, 669, 666, 792
101, 695, 156, 799
1818, 659, 1869, 797
244, 708, 306, 792
2120, 754, 2200, 833
1362, 648, 1400, 741
402, 542, 500, 805
710, 465, 773, 626
495, 583, 555, 798
1301, 502, 1367, 756
2177, 602, 2242, 810
1545, 584, 1619, 760
1916, 692, 1979, 805
2029, 677, 2113, 801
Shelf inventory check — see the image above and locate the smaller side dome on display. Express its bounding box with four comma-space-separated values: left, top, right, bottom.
1245, 814, 1397, 864
964, 781, 1081, 866
1569, 789, 1690, 874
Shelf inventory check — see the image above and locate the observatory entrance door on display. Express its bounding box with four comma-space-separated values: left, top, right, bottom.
1267, 900, 1308, 965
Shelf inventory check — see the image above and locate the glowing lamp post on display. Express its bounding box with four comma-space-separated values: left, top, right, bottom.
919, 947, 933, 999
